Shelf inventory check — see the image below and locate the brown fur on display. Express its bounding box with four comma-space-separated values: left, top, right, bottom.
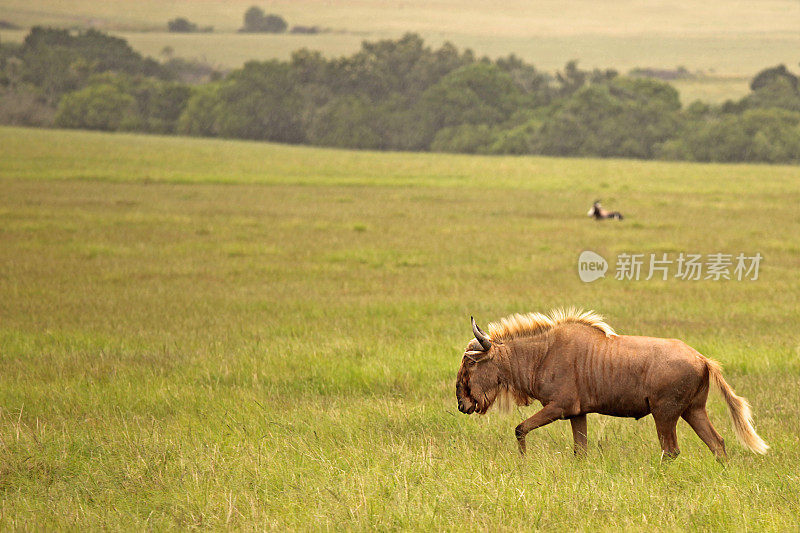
456, 309, 768, 459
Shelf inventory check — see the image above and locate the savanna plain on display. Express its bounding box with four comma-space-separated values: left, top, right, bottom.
1, 126, 800, 529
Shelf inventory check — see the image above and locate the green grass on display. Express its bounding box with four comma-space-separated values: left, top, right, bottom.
1, 126, 800, 529
3, 0, 800, 102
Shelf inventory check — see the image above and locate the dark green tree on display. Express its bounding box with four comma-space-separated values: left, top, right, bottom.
178, 83, 223, 136
240, 7, 287, 33
741, 65, 800, 112
534, 77, 682, 158
167, 18, 198, 33
212, 61, 303, 142
417, 62, 522, 146
17, 27, 165, 103
675, 108, 800, 163
430, 124, 498, 153
306, 95, 381, 149
750, 64, 798, 92
54, 83, 134, 130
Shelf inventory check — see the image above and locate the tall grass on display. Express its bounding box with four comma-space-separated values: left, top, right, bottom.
1, 127, 799, 529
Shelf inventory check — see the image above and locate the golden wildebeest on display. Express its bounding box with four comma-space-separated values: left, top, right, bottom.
455, 308, 768, 459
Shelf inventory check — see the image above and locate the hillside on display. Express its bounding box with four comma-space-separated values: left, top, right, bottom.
2, 0, 800, 101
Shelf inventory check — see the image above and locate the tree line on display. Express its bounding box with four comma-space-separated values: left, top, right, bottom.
2, 28, 800, 163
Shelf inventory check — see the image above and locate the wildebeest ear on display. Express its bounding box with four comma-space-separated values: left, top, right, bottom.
471, 316, 492, 351
464, 350, 490, 364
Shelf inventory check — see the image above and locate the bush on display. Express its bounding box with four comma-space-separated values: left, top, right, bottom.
417, 63, 522, 147
750, 64, 798, 92
53, 74, 190, 133
167, 18, 197, 33
17, 27, 166, 103
166, 18, 211, 33
240, 7, 287, 33
743, 76, 800, 113
655, 139, 693, 161
306, 95, 381, 149
532, 77, 682, 158
430, 124, 497, 153
212, 61, 304, 142
677, 108, 800, 163
124, 78, 191, 133
178, 84, 222, 136
290, 26, 320, 34
0, 87, 55, 126
161, 58, 219, 84
55, 83, 134, 130
324, 34, 472, 102
486, 121, 541, 154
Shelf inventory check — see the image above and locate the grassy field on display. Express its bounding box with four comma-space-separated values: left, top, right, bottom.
1, 126, 800, 529
2, 0, 800, 102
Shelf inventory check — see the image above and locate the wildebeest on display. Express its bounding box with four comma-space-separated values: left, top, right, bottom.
455, 308, 768, 459
588, 200, 623, 220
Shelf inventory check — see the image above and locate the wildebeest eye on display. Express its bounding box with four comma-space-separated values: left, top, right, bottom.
464, 358, 481, 368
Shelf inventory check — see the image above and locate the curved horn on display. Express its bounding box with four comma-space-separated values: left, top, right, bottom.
471, 316, 492, 351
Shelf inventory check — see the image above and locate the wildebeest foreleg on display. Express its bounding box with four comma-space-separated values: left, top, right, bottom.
515, 403, 566, 455
570, 414, 588, 456
653, 413, 681, 460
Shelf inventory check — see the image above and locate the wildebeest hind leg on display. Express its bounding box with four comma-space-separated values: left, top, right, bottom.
682, 407, 727, 461
515, 403, 565, 455
570, 414, 588, 456
653, 413, 680, 460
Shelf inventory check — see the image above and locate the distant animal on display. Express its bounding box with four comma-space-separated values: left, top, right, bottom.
588, 200, 623, 220
456, 309, 768, 460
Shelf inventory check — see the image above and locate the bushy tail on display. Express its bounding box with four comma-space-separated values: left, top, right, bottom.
706, 359, 768, 454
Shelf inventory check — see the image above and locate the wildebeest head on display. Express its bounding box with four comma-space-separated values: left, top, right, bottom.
456, 317, 501, 415
587, 200, 601, 217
